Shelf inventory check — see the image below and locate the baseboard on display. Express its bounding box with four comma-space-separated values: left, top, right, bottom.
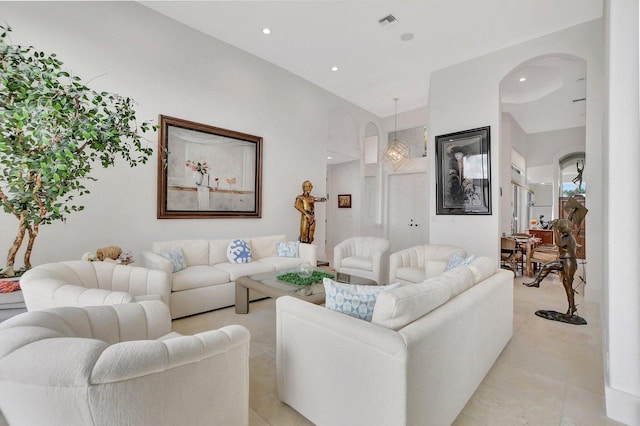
605, 385, 640, 425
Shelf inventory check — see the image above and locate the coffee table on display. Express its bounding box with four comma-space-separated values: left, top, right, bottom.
235, 269, 377, 314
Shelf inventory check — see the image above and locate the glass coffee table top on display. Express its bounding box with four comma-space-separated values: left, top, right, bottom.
235, 267, 378, 313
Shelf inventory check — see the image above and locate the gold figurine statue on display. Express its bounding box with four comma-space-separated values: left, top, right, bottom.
294, 180, 326, 244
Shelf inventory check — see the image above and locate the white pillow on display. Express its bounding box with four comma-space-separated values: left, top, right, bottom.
323, 278, 400, 322
161, 248, 187, 273
276, 241, 299, 258
444, 252, 475, 271
227, 239, 253, 264
467, 256, 498, 284
371, 280, 452, 330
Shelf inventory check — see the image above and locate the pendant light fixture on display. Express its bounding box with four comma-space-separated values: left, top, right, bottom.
382, 98, 411, 170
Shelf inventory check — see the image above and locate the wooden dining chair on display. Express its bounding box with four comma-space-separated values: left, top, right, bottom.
500, 237, 522, 276
528, 244, 559, 276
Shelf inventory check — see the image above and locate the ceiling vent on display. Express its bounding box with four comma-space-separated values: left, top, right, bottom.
378, 14, 398, 26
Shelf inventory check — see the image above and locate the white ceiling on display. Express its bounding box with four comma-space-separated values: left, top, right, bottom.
140, 0, 602, 124
501, 56, 587, 134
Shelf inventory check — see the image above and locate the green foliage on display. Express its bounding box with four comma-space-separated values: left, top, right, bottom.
0, 25, 156, 273
277, 271, 335, 286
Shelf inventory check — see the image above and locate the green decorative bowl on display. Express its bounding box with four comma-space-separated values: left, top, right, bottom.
277, 270, 334, 286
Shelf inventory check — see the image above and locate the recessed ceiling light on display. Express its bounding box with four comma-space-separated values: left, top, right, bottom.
519, 77, 526, 82
327, 156, 333, 160
262, 28, 271, 35
400, 33, 414, 41
331, 66, 338, 72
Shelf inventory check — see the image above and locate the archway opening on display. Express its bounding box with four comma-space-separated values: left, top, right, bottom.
500, 54, 587, 237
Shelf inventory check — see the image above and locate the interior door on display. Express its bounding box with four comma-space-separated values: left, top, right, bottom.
388, 172, 427, 252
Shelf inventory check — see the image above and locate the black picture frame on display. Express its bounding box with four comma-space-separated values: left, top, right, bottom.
157, 115, 263, 219
435, 126, 491, 215
338, 194, 352, 208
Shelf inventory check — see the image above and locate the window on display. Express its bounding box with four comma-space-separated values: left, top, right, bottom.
559, 153, 585, 197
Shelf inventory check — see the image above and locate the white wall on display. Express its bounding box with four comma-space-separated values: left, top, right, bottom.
528, 126, 586, 217
383, 106, 429, 135
382, 106, 430, 158
502, 113, 528, 155
603, 0, 640, 423
428, 20, 604, 297
326, 160, 361, 264
529, 183, 554, 222
0, 2, 381, 267
500, 114, 528, 235
526, 126, 586, 167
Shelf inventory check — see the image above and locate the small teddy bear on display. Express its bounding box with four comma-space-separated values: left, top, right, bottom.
96, 246, 123, 262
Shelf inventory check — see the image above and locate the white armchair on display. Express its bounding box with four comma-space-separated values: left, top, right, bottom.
0, 301, 250, 426
20, 260, 171, 311
333, 236, 391, 285
389, 244, 466, 285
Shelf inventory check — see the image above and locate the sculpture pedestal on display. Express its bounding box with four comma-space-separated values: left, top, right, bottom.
535, 309, 587, 325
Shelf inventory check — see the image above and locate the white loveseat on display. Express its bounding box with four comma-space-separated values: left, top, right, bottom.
141, 235, 316, 318
389, 243, 467, 285
20, 260, 171, 311
0, 301, 250, 426
277, 256, 513, 426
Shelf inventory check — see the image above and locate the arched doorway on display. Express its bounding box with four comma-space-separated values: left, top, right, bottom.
500, 55, 587, 237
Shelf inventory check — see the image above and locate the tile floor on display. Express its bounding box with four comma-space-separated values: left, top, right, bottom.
172, 272, 625, 426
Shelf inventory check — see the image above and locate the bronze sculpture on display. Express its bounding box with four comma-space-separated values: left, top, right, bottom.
523, 196, 588, 325
572, 159, 585, 193
294, 180, 326, 244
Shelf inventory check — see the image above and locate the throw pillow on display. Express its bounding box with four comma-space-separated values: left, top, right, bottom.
323, 278, 400, 322
276, 241, 300, 258
160, 248, 187, 273
444, 253, 476, 271
227, 239, 253, 264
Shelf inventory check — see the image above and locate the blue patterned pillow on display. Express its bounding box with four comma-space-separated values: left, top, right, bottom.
160, 248, 187, 273
445, 253, 476, 271
323, 278, 400, 321
227, 239, 252, 264
276, 241, 299, 258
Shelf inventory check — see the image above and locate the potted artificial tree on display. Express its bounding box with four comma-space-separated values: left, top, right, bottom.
0, 25, 155, 277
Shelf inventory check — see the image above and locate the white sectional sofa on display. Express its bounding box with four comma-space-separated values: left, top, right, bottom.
389, 243, 467, 285
141, 234, 316, 318
277, 256, 513, 426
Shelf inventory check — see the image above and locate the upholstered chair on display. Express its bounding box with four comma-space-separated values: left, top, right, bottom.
20, 260, 171, 311
0, 301, 250, 426
389, 244, 467, 285
333, 236, 391, 285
